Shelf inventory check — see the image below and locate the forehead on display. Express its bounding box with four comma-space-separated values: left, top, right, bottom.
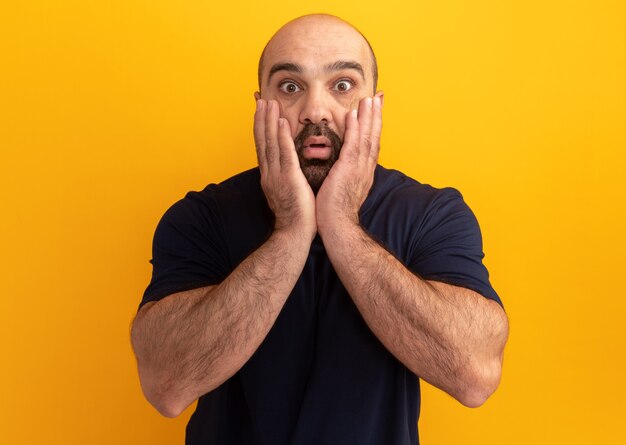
261, 17, 372, 84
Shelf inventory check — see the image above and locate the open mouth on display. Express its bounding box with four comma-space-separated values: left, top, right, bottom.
302, 136, 333, 160
303, 136, 332, 148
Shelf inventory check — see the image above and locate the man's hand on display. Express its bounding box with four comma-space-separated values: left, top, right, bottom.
312, 95, 506, 408
133, 100, 321, 418
254, 99, 317, 241
316, 95, 383, 234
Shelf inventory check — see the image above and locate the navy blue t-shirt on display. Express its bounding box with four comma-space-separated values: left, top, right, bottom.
140, 165, 501, 445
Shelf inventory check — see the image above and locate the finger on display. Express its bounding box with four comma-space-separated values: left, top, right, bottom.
358, 97, 374, 164
277, 118, 297, 171
340, 109, 360, 164
253, 99, 268, 172
369, 95, 383, 164
264, 100, 280, 169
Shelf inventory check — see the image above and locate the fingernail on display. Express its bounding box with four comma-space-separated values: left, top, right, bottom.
374, 97, 381, 108
352, 109, 358, 118
278, 118, 284, 127
366, 97, 373, 108
268, 100, 273, 111
256, 100, 262, 111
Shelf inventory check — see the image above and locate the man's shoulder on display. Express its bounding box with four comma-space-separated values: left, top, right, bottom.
199, 167, 261, 198
174, 167, 262, 206
369, 165, 463, 211
158, 167, 264, 225
214, 167, 262, 190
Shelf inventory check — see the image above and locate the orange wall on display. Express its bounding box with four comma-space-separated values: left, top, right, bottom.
1, 1, 625, 443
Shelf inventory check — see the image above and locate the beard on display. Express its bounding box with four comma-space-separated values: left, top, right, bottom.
293, 123, 343, 193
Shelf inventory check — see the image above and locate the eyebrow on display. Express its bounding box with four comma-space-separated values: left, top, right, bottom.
266, 60, 365, 86
267, 62, 303, 85
325, 60, 365, 80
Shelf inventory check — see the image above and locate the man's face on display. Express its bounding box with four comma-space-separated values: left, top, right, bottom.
256, 16, 380, 191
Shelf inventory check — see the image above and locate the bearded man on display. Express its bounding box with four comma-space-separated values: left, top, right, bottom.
131, 13, 508, 445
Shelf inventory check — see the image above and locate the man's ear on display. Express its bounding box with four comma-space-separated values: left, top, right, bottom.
254, 91, 261, 101
374, 90, 384, 108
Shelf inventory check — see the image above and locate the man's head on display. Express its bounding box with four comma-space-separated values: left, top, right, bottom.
255, 14, 382, 191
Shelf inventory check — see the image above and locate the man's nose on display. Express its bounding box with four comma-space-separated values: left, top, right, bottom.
298, 88, 333, 125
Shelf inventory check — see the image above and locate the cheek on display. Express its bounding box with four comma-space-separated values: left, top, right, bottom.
332, 106, 354, 140
333, 114, 347, 140
275, 101, 300, 138
332, 96, 363, 139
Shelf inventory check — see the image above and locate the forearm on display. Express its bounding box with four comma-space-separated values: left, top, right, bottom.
319, 221, 508, 407
131, 228, 312, 417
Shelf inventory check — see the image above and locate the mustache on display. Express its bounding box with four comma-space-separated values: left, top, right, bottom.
293, 123, 343, 152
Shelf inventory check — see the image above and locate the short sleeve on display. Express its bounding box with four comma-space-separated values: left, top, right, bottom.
139, 191, 231, 310
409, 188, 502, 306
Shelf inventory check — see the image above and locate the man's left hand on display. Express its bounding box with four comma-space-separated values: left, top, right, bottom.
316, 95, 383, 234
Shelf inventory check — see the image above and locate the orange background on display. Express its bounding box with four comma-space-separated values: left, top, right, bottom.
1, 1, 625, 443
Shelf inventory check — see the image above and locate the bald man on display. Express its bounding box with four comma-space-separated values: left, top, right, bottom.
131, 14, 508, 445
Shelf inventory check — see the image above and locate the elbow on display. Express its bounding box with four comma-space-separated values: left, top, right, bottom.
137, 368, 188, 418
456, 384, 497, 409
458, 302, 509, 408
145, 390, 186, 418
131, 306, 188, 418
456, 356, 503, 408
152, 397, 187, 419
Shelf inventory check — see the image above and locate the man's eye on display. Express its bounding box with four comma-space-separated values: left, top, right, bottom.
279, 82, 301, 93
334, 80, 354, 92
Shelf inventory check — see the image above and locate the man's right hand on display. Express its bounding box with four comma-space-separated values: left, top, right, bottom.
133, 104, 318, 415
254, 99, 317, 241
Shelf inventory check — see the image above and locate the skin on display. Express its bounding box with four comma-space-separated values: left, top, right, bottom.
131, 14, 509, 418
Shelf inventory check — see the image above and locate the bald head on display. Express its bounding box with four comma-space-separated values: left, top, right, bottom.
258, 14, 378, 93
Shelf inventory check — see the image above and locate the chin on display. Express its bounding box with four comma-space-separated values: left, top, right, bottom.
302, 165, 331, 194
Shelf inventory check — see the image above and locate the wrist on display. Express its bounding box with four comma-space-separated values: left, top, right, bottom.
272, 222, 317, 245
317, 216, 361, 245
